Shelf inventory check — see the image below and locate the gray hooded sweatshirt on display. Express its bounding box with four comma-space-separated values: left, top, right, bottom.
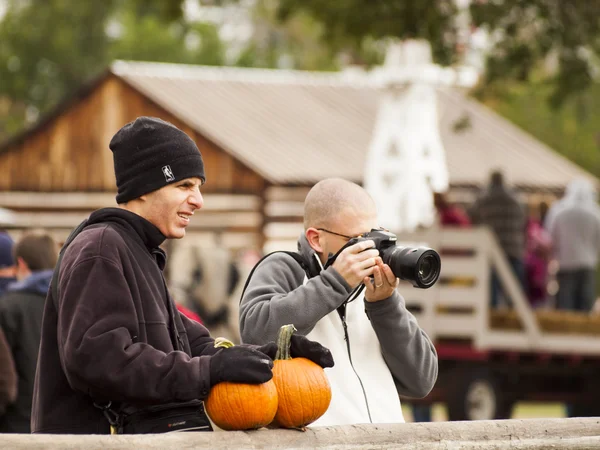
547, 178, 600, 270
239, 235, 438, 425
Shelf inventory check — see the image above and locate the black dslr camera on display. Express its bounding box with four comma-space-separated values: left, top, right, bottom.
328, 228, 441, 289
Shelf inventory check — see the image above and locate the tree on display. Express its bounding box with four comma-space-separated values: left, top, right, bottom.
0, 1, 116, 137
470, 0, 600, 108
227, 0, 600, 107
0, 0, 224, 140
109, 5, 225, 66
205, 0, 390, 71
274, 0, 459, 66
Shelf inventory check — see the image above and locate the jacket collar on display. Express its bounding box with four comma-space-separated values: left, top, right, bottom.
87, 208, 167, 268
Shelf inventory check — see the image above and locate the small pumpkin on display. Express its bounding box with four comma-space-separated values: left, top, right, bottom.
272, 324, 332, 428
204, 337, 278, 431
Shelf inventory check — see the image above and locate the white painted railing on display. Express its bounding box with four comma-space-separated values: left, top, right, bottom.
261, 223, 600, 355
397, 225, 600, 355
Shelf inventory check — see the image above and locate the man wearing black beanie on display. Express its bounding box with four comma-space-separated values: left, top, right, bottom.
31, 117, 333, 434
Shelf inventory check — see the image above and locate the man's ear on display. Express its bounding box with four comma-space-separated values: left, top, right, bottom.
16, 256, 28, 272
305, 228, 323, 254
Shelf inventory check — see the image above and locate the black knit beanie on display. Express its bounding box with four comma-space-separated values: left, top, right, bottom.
109, 116, 206, 204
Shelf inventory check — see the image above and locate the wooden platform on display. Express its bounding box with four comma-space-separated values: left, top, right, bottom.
490, 309, 600, 335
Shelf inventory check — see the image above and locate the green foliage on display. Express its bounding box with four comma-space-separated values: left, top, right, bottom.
109, 7, 225, 65
229, 0, 600, 108
109, 8, 190, 63
470, 0, 600, 109
274, 0, 459, 66
481, 82, 600, 179
128, 0, 185, 22
0, 0, 116, 136
0, 0, 224, 140
230, 1, 341, 70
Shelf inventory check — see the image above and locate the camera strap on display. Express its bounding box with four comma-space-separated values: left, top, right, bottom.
346, 284, 365, 304
239, 251, 310, 303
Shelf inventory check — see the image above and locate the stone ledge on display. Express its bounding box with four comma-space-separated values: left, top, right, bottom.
2, 417, 600, 450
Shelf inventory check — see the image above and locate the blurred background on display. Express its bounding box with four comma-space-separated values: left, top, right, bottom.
1, 0, 600, 423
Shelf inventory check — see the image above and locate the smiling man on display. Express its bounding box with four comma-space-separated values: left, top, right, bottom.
31, 117, 333, 434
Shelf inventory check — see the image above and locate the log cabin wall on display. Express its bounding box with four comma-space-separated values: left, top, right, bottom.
0, 74, 267, 254
263, 185, 310, 253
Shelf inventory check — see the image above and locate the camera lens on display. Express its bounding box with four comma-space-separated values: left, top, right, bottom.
416, 253, 440, 287
382, 246, 441, 289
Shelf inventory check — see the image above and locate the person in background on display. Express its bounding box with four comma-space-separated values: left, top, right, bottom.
545, 180, 587, 232
167, 244, 241, 342
176, 302, 203, 323
524, 203, 552, 308
0, 231, 58, 433
0, 232, 17, 419
0, 330, 16, 420
470, 170, 526, 308
539, 201, 549, 228
0, 233, 16, 296
433, 192, 471, 228
547, 178, 600, 312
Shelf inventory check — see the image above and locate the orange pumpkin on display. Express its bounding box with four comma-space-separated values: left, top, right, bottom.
272, 324, 332, 428
204, 338, 278, 431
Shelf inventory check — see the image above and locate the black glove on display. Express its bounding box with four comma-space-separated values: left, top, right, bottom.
254, 341, 277, 359
289, 335, 334, 368
209, 346, 274, 386
231, 342, 277, 359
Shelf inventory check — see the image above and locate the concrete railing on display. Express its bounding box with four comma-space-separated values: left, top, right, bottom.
3, 418, 600, 449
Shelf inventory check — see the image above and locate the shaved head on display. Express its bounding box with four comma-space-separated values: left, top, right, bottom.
304, 178, 376, 230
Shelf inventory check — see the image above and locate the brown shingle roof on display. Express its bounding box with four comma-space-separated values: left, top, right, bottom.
3, 60, 595, 192
113, 60, 597, 191
113, 61, 376, 185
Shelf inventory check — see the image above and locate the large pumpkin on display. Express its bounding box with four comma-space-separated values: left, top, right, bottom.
205, 338, 278, 431
272, 324, 332, 428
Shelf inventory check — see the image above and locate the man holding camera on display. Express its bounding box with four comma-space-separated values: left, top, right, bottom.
240, 178, 438, 426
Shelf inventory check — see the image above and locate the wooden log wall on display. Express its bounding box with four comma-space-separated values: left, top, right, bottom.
0, 74, 269, 250
0, 74, 265, 195
262, 185, 309, 253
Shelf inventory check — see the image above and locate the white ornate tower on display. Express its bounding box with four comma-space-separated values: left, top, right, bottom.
364, 40, 478, 232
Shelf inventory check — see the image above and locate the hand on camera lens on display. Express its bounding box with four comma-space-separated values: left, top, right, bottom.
209, 346, 274, 386
364, 259, 399, 302
331, 239, 380, 288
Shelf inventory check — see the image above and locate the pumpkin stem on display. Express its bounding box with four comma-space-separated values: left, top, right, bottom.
214, 337, 235, 348
275, 324, 296, 360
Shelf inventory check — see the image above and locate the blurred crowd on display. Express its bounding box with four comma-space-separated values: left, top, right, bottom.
433, 170, 600, 313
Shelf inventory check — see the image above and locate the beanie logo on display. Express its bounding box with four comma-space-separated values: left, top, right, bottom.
162, 165, 175, 182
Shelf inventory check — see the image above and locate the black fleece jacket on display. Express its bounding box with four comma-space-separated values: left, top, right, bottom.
31, 208, 217, 434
